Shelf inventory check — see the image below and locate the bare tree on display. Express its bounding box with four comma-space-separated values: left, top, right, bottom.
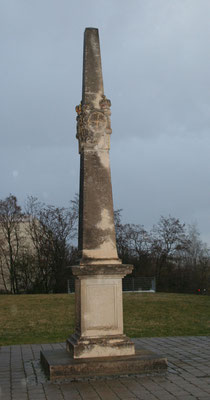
151, 215, 189, 282
25, 196, 78, 293
0, 195, 23, 293
184, 224, 210, 290
125, 224, 151, 260
114, 209, 131, 260
114, 210, 152, 275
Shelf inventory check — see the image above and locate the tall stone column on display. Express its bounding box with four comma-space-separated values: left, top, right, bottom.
66, 28, 135, 358
40, 28, 167, 381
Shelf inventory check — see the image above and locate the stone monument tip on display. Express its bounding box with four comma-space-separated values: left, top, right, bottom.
82, 26, 104, 111
85, 27, 98, 32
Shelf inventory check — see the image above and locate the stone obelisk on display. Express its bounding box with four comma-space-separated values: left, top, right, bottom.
77, 27, 120, 266
66, 27, 135, 358
40, 28, 167, 380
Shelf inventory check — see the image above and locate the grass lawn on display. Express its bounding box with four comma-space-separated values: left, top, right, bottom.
0, 293, 210, 345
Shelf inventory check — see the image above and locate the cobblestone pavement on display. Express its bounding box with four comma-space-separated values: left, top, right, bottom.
1, 337, 210, 400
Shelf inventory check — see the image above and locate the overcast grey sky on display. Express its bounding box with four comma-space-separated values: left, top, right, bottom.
0, 0, 210, 243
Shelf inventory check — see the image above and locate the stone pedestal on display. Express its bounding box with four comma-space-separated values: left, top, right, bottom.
66, 265, 135, 359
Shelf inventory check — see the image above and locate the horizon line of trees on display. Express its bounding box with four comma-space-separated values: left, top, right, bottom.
0, 194, 209, 294
115, 210, 210, 293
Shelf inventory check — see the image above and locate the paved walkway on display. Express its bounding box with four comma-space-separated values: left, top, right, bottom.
1, 337, 210, 400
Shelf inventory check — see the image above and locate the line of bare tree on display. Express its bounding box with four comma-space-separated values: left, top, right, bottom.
115, 210, 210, 293
0, 194, 79, 294
0, 194, 209, 294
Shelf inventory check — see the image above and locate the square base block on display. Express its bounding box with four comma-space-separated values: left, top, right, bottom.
71, 265, 135, 359
40, 348, 167, 381
66, 333, 135, 358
